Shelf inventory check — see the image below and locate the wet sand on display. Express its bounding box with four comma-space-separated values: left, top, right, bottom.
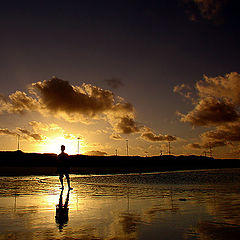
0, 169, 240, 239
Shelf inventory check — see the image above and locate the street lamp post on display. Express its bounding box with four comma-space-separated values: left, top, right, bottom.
77, 137, 81, 154
17, 134, 20, 151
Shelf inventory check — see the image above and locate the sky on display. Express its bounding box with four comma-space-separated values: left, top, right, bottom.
1, 0, 240, 158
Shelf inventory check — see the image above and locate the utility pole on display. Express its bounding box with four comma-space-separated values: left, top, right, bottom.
159, 144, 163, 156
77, 137, 81, 154
209, 143, 212, 158
115, 149, 118, 156
126, 140, 129, 156
17, 134, 20, 151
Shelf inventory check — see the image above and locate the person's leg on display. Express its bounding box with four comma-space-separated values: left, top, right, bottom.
59, 173, 64, 189
65, 173, 73, 190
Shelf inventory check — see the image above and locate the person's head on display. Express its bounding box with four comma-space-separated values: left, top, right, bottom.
61, 145, 65, 152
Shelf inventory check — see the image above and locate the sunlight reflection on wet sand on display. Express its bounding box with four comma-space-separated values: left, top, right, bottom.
0, 169, 240, 239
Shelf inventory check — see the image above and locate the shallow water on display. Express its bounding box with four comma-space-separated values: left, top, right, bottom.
0, 168, 240, 240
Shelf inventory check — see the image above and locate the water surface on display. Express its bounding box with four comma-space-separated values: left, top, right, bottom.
0, 168, 240, 239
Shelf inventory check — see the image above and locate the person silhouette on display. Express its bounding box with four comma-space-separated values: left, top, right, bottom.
57, 145, 73, 190
55, 189, 70, 231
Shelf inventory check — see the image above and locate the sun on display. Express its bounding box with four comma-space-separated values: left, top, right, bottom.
42, 136, 83, 155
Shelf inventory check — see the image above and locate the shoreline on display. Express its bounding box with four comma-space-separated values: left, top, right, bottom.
1, 165, 240, 177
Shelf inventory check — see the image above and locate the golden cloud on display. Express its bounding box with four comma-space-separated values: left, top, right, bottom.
179, 97, 239, 126
0, 77, 176, 144
176, 72, 240, 149
140, 129, 176, 142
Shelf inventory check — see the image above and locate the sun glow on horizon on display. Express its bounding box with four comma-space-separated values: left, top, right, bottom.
38, 135, 87, 155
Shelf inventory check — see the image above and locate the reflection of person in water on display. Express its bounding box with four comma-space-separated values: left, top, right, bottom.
57, 145, 73, 190
55, 189, 70, 231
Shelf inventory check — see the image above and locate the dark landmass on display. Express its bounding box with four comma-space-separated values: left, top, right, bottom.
0, 151, 240, 176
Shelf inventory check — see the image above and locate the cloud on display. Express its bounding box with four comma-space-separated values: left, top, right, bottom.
115, 116, 141, 134
0, 128, 16, 136
29, 121, 82, 141
0, 77, 136, 129
103, 78, 124, 89
178, 73, 240, 127
173, 83, 193, 101
176, 72, 240, 149
0, 126, 45, 141
31, 77, 116, 118
140, 129, 177, 142
33, 78, 140, 135
85, 150, 108, 156
28, 121, 50, 131
186, 143, 203, 149
0, 77, 175, 144
196, 72, 240, 105
110, 133, 124, 140
17, 128, 44, 141
201, 122, 240, 142
186, 140, 226, 150
184, 0, 228, 23
29, 78, 139, 134
63, 133, 78, 140
0, 91, 39, 114
195, 0, 227, 20
179, 97, 239, 126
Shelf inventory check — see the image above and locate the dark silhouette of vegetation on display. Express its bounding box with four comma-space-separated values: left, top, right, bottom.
0, 150, 240, 176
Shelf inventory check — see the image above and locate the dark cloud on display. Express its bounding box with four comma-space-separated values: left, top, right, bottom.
110, 133, 123, 140
103, 78, 124, 89
179, 97, 239, 126
186, 143, 203, 149
201, 123, 240, 142
116, 116, 141, 134
177, 73, 240, 127
0, 77, 136, 129
0, 77, 175, 142
30, 78, 139, 133
32, 78, 140, 134
176, 72, 240, 150
85, 150, 107, 156
17, 128, 44, 141
203, 140, 226, 148
184, 0, 228, 23
195, 0, 227, 20
140, 130, 176, 142
0, 127, 44, 141
0, 128, 16, 136
186, 140, 226, 150
31, 77, 115, 118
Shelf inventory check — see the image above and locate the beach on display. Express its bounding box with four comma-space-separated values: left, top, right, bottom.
0, 168, 240, 239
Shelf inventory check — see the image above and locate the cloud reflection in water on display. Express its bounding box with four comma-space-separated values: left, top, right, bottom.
0, 169, 240, 239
